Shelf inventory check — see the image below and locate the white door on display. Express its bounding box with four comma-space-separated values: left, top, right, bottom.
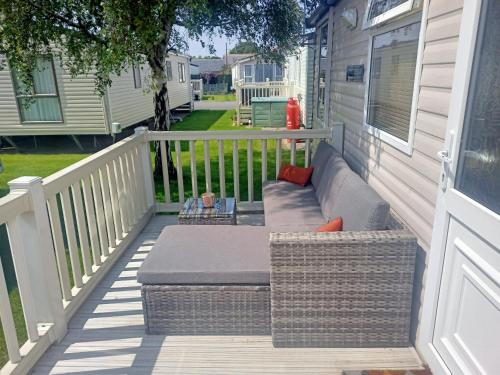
420, 0, 500, 374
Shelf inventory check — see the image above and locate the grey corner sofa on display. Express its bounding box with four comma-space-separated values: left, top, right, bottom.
138, 141, 417, 348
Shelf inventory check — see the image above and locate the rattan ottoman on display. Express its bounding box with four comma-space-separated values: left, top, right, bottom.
138, 225, 271, 335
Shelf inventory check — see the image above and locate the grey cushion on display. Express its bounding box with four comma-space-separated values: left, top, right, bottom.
137, 226, 271, 285
315, 155, 351, 217
263, 180, 325, 228
310, 141, 340, 189
328, 172, 390, 231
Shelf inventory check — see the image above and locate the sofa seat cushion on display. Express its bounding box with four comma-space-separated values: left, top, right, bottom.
327, 172, 390, 231
137, 225, 271, 285
263, 180, 325, 228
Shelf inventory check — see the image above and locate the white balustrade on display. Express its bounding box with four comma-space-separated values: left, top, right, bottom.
0, 127, 155, 374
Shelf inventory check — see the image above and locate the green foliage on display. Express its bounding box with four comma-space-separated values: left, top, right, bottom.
230, 41, 258, 54
0, 0, 305, 95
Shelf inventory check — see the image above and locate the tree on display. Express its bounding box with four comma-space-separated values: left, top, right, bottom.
0, 0, 304, 177
229, 41, 258, 54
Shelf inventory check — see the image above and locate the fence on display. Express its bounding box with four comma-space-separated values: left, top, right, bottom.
204, 83, 229, 94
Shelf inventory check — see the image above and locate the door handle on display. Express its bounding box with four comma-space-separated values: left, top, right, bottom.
437, 150, 452, 164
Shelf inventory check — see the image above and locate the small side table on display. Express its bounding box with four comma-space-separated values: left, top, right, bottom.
178, 197, 237, 225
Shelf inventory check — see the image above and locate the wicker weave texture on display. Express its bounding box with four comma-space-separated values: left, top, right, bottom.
142, 285, 271, 335
270, 229, 417, 348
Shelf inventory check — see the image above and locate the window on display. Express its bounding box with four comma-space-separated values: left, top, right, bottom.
132, 64, 142, 89
363, 0, 418, 29
365, 21, 421, 146
255, 63, 274, 82
12, 56, 63, 122
455, 0, 500, 215
244, 64, 253, 83
178, 62, 186, 83
275, 64, 283, 81
166, 61, 173, 81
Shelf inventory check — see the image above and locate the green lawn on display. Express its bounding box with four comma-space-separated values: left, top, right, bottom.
156, 109, 303, 203
202, 94, 236, 102
0, 153, 88, 367
0, 109, 301, 367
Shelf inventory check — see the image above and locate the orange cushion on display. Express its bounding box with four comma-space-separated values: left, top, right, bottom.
277, 164, 314, 186
315, 217, 343, 232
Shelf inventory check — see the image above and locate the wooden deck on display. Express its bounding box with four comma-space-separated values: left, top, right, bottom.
31, 215, 424, 374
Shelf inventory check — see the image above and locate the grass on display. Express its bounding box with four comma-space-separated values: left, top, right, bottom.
0, 109, 301, 367
202, 94, 236, 102
0, 153, 88, 367
155, 109, 303, 203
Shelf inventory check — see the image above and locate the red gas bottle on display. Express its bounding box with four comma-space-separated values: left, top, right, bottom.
286, 98, 301, 130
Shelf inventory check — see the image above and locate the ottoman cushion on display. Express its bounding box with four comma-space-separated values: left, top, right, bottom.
137, 225, 271, 285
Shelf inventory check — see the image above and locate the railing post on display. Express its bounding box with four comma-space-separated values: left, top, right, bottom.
8, 177, 67, 342
134, 127, 155, 209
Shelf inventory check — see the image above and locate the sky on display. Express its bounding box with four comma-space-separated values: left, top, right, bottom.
186, 34, 238, 58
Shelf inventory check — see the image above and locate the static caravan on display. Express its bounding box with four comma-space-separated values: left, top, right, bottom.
284, 46, 315, 128
308, 0, 500, 374
0, 53, 192, 138
232, 50, 314, 128
231, 55, 284, 85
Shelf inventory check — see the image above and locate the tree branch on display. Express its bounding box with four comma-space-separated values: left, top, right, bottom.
30, 3, 108, 46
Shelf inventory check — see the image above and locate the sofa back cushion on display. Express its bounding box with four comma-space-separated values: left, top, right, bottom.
315, 155, 351, 215
310, 141, 339, 189
327, 172, 390, 231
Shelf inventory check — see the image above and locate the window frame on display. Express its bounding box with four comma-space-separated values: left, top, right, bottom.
178, 62, 186, 83
11, 56, 64, 124
243, 64, 253, 83
362, 0, 416, 29
362, 12, 426, 155
315, 19, 330, 122
166, 61, 173, 81
275, 64, 283, 81
132, 64, 142, 89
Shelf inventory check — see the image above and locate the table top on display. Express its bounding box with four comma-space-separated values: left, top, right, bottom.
179, 197, 236, 219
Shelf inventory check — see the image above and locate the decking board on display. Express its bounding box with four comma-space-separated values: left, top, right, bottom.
31, 215, 424, 374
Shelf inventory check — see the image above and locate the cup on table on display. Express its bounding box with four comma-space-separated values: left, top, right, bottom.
201, 192, 215, 208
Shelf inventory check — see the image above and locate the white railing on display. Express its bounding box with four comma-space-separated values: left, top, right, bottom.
148, 128, 332, 212
235, 80, 295, 107
191, 79, 203, 99
0, 127, 155, 374
0, 126, 333, 374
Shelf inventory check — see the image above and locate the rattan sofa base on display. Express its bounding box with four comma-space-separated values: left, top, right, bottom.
142, 284, 271, 335
270, 214, 418, 348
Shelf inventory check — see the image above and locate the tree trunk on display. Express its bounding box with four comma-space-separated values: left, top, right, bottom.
150, 60, 176, 179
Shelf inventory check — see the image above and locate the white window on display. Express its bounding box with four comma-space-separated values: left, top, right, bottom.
244, 64, 253, 83
178, 62, 186, 83
363, 0, 418, 29
132, 64, 142, 89
13, 56, 63, 123
166, 61, 173, 81
364, 19, 422, 153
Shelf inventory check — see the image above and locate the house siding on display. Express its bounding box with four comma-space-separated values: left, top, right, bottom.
0, 60, 107, 136
285, 46, 314, 128
322, 0, 463, 252
107, 54, 192, 129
